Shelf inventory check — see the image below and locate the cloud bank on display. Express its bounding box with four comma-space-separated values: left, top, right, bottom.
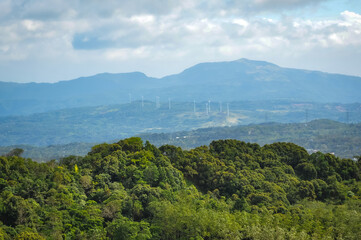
0, 0, 360, 82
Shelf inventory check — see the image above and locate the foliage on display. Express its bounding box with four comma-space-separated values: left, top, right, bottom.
0, 137, 360, 239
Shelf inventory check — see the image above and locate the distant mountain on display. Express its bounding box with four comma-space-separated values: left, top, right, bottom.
0, 72, 158, 116
162, 59, 361, 103
1, 58, 361, 116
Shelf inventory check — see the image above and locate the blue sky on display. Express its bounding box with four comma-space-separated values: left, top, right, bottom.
0, 0, 360, 82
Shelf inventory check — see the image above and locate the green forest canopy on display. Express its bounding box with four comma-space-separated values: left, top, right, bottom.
1, 138, 361, 239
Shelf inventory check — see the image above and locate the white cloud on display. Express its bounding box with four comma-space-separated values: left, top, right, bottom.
22, 20, 43, 31
232, 18, 249, 28
341, 10, 361, 23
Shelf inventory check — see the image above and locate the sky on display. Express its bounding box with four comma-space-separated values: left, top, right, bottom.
0, 0, 361, 83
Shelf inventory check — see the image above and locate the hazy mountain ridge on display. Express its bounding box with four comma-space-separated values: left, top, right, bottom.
1, 58, 361, 116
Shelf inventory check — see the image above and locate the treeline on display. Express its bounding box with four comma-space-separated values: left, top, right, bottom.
1, 138, 361, 239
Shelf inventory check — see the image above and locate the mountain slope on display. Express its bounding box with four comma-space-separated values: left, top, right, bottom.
0, 72, 157, 116
1, 58, 361, 116
161, 58, 361, 102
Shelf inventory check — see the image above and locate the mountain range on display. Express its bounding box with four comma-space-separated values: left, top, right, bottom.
1, 58, 361, 116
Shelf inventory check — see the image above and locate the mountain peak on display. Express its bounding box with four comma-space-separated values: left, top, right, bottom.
173, 57, 281, 79
235, 58, 279, 67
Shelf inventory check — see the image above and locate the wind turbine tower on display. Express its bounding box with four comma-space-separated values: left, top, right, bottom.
265, 112, 268, 122
346, 111, 350, 123
156, 96, 160, 109
227, 103, 230, 118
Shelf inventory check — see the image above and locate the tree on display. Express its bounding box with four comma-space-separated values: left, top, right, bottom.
14, 231, 45, 240
295, 162, 317, 180
5, 148, 24, 157
106, 216, 151, 240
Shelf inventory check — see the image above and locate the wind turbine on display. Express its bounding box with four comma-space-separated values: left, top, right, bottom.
227, 103, 230, 118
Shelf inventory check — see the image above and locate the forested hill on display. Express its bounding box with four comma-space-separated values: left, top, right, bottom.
2, 58, 361, 116
1, 119, 360, 161
1, 138, 361, 239
139, 119, 361, 159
